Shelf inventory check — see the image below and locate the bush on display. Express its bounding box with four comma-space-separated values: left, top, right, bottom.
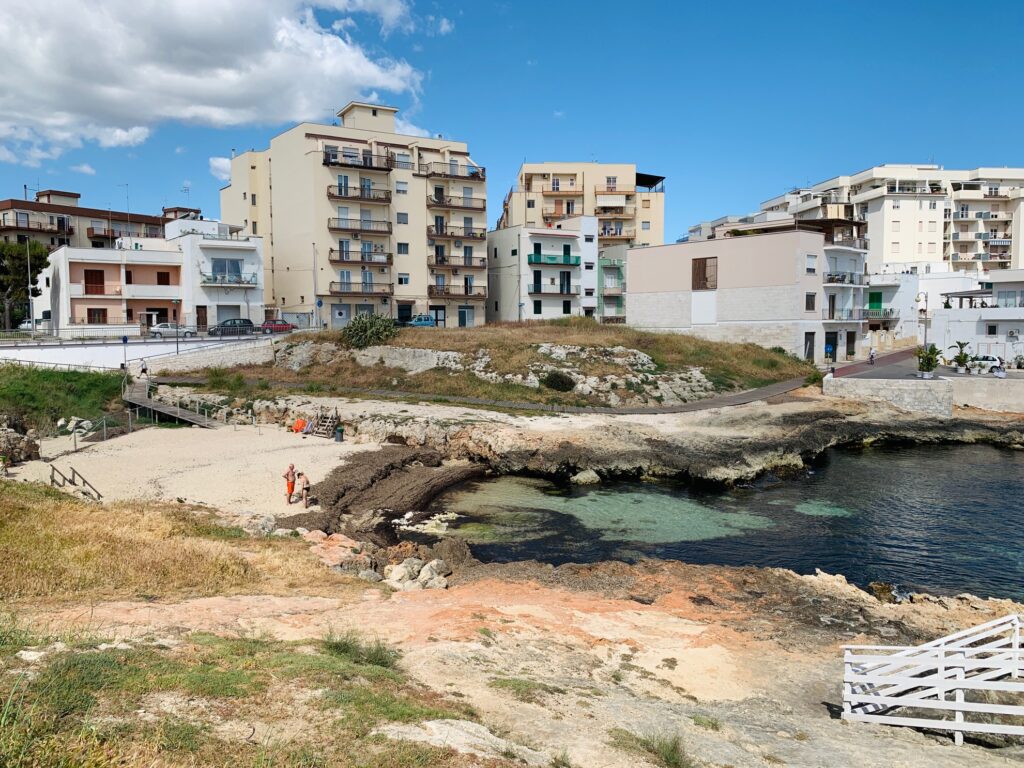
804, 369, 823, 386
541, 370, 576, 392
341, 314, 398, 349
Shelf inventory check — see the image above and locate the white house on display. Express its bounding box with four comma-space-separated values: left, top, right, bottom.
930, 269, 1024, 362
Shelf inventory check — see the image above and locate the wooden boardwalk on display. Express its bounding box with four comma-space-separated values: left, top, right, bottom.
123, 380, 220, 428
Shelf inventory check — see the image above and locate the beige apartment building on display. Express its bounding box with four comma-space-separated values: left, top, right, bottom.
221, 102, 488, 328
497, 162, 666, 248
0, 189, 193, 251
690, 164, 1024, 273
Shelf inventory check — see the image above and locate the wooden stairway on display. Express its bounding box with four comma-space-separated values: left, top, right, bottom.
308, 408, 339, 438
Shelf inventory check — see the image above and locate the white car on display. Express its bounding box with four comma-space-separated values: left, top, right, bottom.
972, 354, 1004, 374
17, 320, 33, 331
149, 322, 197, 339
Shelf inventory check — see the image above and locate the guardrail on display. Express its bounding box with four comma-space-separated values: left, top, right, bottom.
843, 614, 1024, 746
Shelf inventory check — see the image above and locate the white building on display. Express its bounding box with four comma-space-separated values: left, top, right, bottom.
486, 216, 598, 322
35, 217, 264, 337
930, 269, 1024, 362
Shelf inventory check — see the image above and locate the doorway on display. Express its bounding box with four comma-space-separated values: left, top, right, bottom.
331, 304, 351, 329
196, 305, 208, 331
846, 331, 856, 360
803, 332, 815, 361
458, 306, 474, 327
430, 305, 446, 327
825, 331, 839, 363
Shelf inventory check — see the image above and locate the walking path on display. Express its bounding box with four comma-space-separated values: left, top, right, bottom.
832, 347, 917, 378
122, 380, 220, 428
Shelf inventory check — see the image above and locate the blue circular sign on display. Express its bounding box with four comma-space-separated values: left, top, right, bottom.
316, 298, 323, 308
122, 335, 128, 344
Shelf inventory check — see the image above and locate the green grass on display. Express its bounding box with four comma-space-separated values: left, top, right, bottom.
609, 728, 693, 768
691, 713, 720, 731
322, 630, 401, 669
488, 677, 567, 704
0, 365, 124, 433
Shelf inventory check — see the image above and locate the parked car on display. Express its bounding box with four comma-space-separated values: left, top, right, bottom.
208, 318, 256, 336
971, 354, 1004, 374
16, 320, 33, 331
149, 322, 197, 339
406, 314, 436, 328
259, 319, 297, 335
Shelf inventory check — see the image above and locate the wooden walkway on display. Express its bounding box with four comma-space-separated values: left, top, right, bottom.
123, 380, 220, 428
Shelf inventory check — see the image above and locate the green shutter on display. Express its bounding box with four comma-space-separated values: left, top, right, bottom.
868, 292, 882, 310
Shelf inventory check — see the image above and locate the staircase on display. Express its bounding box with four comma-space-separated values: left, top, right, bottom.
843, 614, 1024, 745
308, 408, 339, 439
50, 464, 102, 501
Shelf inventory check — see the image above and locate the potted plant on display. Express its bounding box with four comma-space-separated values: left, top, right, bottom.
1015, 355, 1024, 370
947, 341, 971, 374
915, 344, 941, 379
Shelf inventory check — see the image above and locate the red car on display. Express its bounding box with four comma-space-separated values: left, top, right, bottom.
259, 319, 297, 335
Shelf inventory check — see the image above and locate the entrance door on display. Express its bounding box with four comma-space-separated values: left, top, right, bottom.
846, 331, 856, 359
397, 303, 413, 323
804, 332, 815, 361
331, 304, 351, 328
196, 305, 208, 331
458, 306, 474, 327
825, 331, 839, 363
430, 305, 446, 327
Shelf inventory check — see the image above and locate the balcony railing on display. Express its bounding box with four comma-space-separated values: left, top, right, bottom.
426, 194, 486, 210
0, 221, 73, 234
328, 250, 393, 265
594, 185, 637, 195
87, 227, 127, 239
418, 162, 486, 180
823, 271, 865, 285
527, 253, 581, 266
595, 206, 636, 218
427, 254, 487, 268
822, 309, 874, 321
328, 282, 394, 296
602, 284, 625, 295
886, 185, 944, 195
427, 284, 487, 298
327, 186, 392, 204
825, 236, 869, 250
990, 238, 1013, 246
527, 284, 581, 295
533, 184, 582, 195
598, 228, 635, 239
862, 309, 899, 321
542, 206, 583, 219
79, 282, 121, 296
328, 218, 393, 234
426, 224, 486, 240
199, 272, 260, 286
322, 151, 392, 171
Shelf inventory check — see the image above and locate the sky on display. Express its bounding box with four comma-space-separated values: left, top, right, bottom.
2, 0, 1023, 241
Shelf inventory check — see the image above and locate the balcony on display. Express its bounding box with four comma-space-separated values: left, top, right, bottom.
527, 284, 581, 295
527, 253, 581, 266
199, 272, 260, 286
74, 282, 121, 297
542, 206, 583, 219
86, 227, 131, 239
595, 206, 636, 219
417, 161, 486, 181
989, 238, 1012, 246
534, 184, 582, 196
601, 258, 625, 268
862, 309, 899, 322
598, 228, 635, 240
427, 254, 487, 269
822, 309, 865, 322
426, 224, 486, 240
594, 185, 636, 195
427, 284, 487, 299
322, 151, 392, 172
602, 284, 625, 296
122, 284, 182, 300
328, 218, 393, 234
328, 250, 393, 265
328, 282, 393, 296
823, 271, 865, 286
979, 253, 1011, 262
985, 192, 1009, 198
327, 186, 392, 204
0, 220, 73, 235
825, 236, 869, 250
426, 194, 486, 211
886, 185, 944, 195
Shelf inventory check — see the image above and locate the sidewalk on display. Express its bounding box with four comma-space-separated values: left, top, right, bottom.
832, 347, 917, 378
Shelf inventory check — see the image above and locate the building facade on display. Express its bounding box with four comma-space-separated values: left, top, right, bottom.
626, 228, 871, 363
220, 102, 488, 329
1, 189, 195, 252
35, 217, 263, 337
486, 216, 598, 322
689, 165, 1024, 274
930, 269, 1024, 362
497, 162, 666, 248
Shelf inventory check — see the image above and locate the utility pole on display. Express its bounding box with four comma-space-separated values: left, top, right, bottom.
26, 237, 33, 333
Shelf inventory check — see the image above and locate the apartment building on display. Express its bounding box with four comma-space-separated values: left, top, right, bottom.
35, 217, 263, 337
486, 216, 598, 322
627, 224, 872, 363
220, 102, 488, 328
930, 269, 1024, 361
497, 162, 666, 247
690, 165, 1024, 273
0, 189, 195, 251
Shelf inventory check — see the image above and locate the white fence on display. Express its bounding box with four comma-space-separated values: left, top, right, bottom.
843, 614, 1024, 745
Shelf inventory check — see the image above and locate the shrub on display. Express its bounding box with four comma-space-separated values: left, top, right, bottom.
804, 369, 823, 386
341, 314, 398, 349
541, 370, 576, 392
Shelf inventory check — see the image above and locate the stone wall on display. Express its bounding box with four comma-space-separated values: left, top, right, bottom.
950, 377, 1024, 414
822, 374, 953, 418
139, 339, 275, 375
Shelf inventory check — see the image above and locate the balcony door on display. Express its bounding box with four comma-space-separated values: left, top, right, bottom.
462, 186, 473, 202
361, 269, 374, 291
464, 274, 474, 294
463, 216, 473, 234
84, 269, 105, 294
559, 270, 571, 295
434, 185, 446, 204
532, 269, 542, 292
827, 294, 836, 320
434, 215, 446, 235
434, 244, 446, 264
338, 239, 351, 260
360, 177, 372, 197
336, 205, 349, 222
337, 175, 349, 194
361, 149, 373, 167
554, 199, 563, 216
338, 269, 352, 291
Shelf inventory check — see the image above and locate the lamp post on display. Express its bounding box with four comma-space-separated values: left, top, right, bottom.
172, 298, 181, 355
916, 291, 929, 348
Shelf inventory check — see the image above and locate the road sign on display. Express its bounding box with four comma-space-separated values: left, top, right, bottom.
316, 298, 323, 308
122, 335, 128, 344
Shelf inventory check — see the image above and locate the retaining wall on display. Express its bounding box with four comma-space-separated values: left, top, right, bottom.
950, 377, 1024, 414
822, 374, 953, 418
139, 339, 275, 375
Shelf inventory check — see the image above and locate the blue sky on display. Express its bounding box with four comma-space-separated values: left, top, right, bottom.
2, 1, 1023, 240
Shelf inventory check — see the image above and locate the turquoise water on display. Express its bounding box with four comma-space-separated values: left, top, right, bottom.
424, 444, 1024, 601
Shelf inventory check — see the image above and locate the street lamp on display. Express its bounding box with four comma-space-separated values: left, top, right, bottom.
916, 292, 929, 348
172, 298, 181, 355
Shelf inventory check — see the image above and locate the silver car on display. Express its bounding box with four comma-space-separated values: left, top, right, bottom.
149, 322, 197, 339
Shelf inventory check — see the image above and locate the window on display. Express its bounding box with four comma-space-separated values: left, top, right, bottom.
251, 193, 257, 206
891, 242, 900, 254
692, 257, 718, 290
492, 247, 497, 258
87, 308, 107, 324
892, 221, 901, 233
212, 258, 243, 281
642, 199, 651, 208
805, 293, 816, 311
605, 176, 617, 191
584, 263, 594, 270
805, 254, 817, 274
157, 271, 170, 286
395, 181, 408, 195
928, 221, 937, 232
494, 301, 498, 312
641, 221, 651, 231
397, 242, 409, 255
533, 300, 542, 315
371, 108, 377, 116
928, 242, 936, 254
125, 270, 133, 284
396, 212, 408, 224
917, 221, 922, 233
892, 199, 900, 210
562, 300, 571, 314
126, 308, 133, 321
398, 273, 410, 285
251, 221, 258, 235
987, 324, 998, 336
929, 201, 937, 210
395, 152, 411, 169
511, 248, 518, 257
526, 200, 535, 208
45, 276, 50, 288
562, 244, 571, 256
997, 291, 1017, 308
584, 235, 594, 243
242, 192, 247, 200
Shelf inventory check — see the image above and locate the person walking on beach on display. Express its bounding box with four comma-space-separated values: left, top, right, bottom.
297, 472, 311, 509
283, 463, 296, 505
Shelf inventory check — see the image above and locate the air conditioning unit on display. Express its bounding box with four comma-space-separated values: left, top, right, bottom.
1009, 329, 1019, 338
353, 233, 361, 239
452, 269, 459, 275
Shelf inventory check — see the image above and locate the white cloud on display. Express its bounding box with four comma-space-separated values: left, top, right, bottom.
0, 0, 419, 165
553, 110, 565, 119
395, 116, 430, 137
209, 157, 232, 182
0, 146, 16, 164
70, 163, 96, 175
174, 146, 187, 155
437, 17, 454, 35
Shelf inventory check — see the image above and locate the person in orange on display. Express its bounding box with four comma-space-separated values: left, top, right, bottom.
283, 463, 296, 505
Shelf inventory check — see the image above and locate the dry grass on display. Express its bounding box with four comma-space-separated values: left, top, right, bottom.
0, 482, 360, 605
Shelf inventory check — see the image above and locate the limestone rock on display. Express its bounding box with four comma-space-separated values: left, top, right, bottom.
570, 469, 601, 485
358, 569, 383, 583
374, 720, 548, 766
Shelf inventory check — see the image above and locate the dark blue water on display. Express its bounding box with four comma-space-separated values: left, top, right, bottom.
425, 444, 1024, 601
